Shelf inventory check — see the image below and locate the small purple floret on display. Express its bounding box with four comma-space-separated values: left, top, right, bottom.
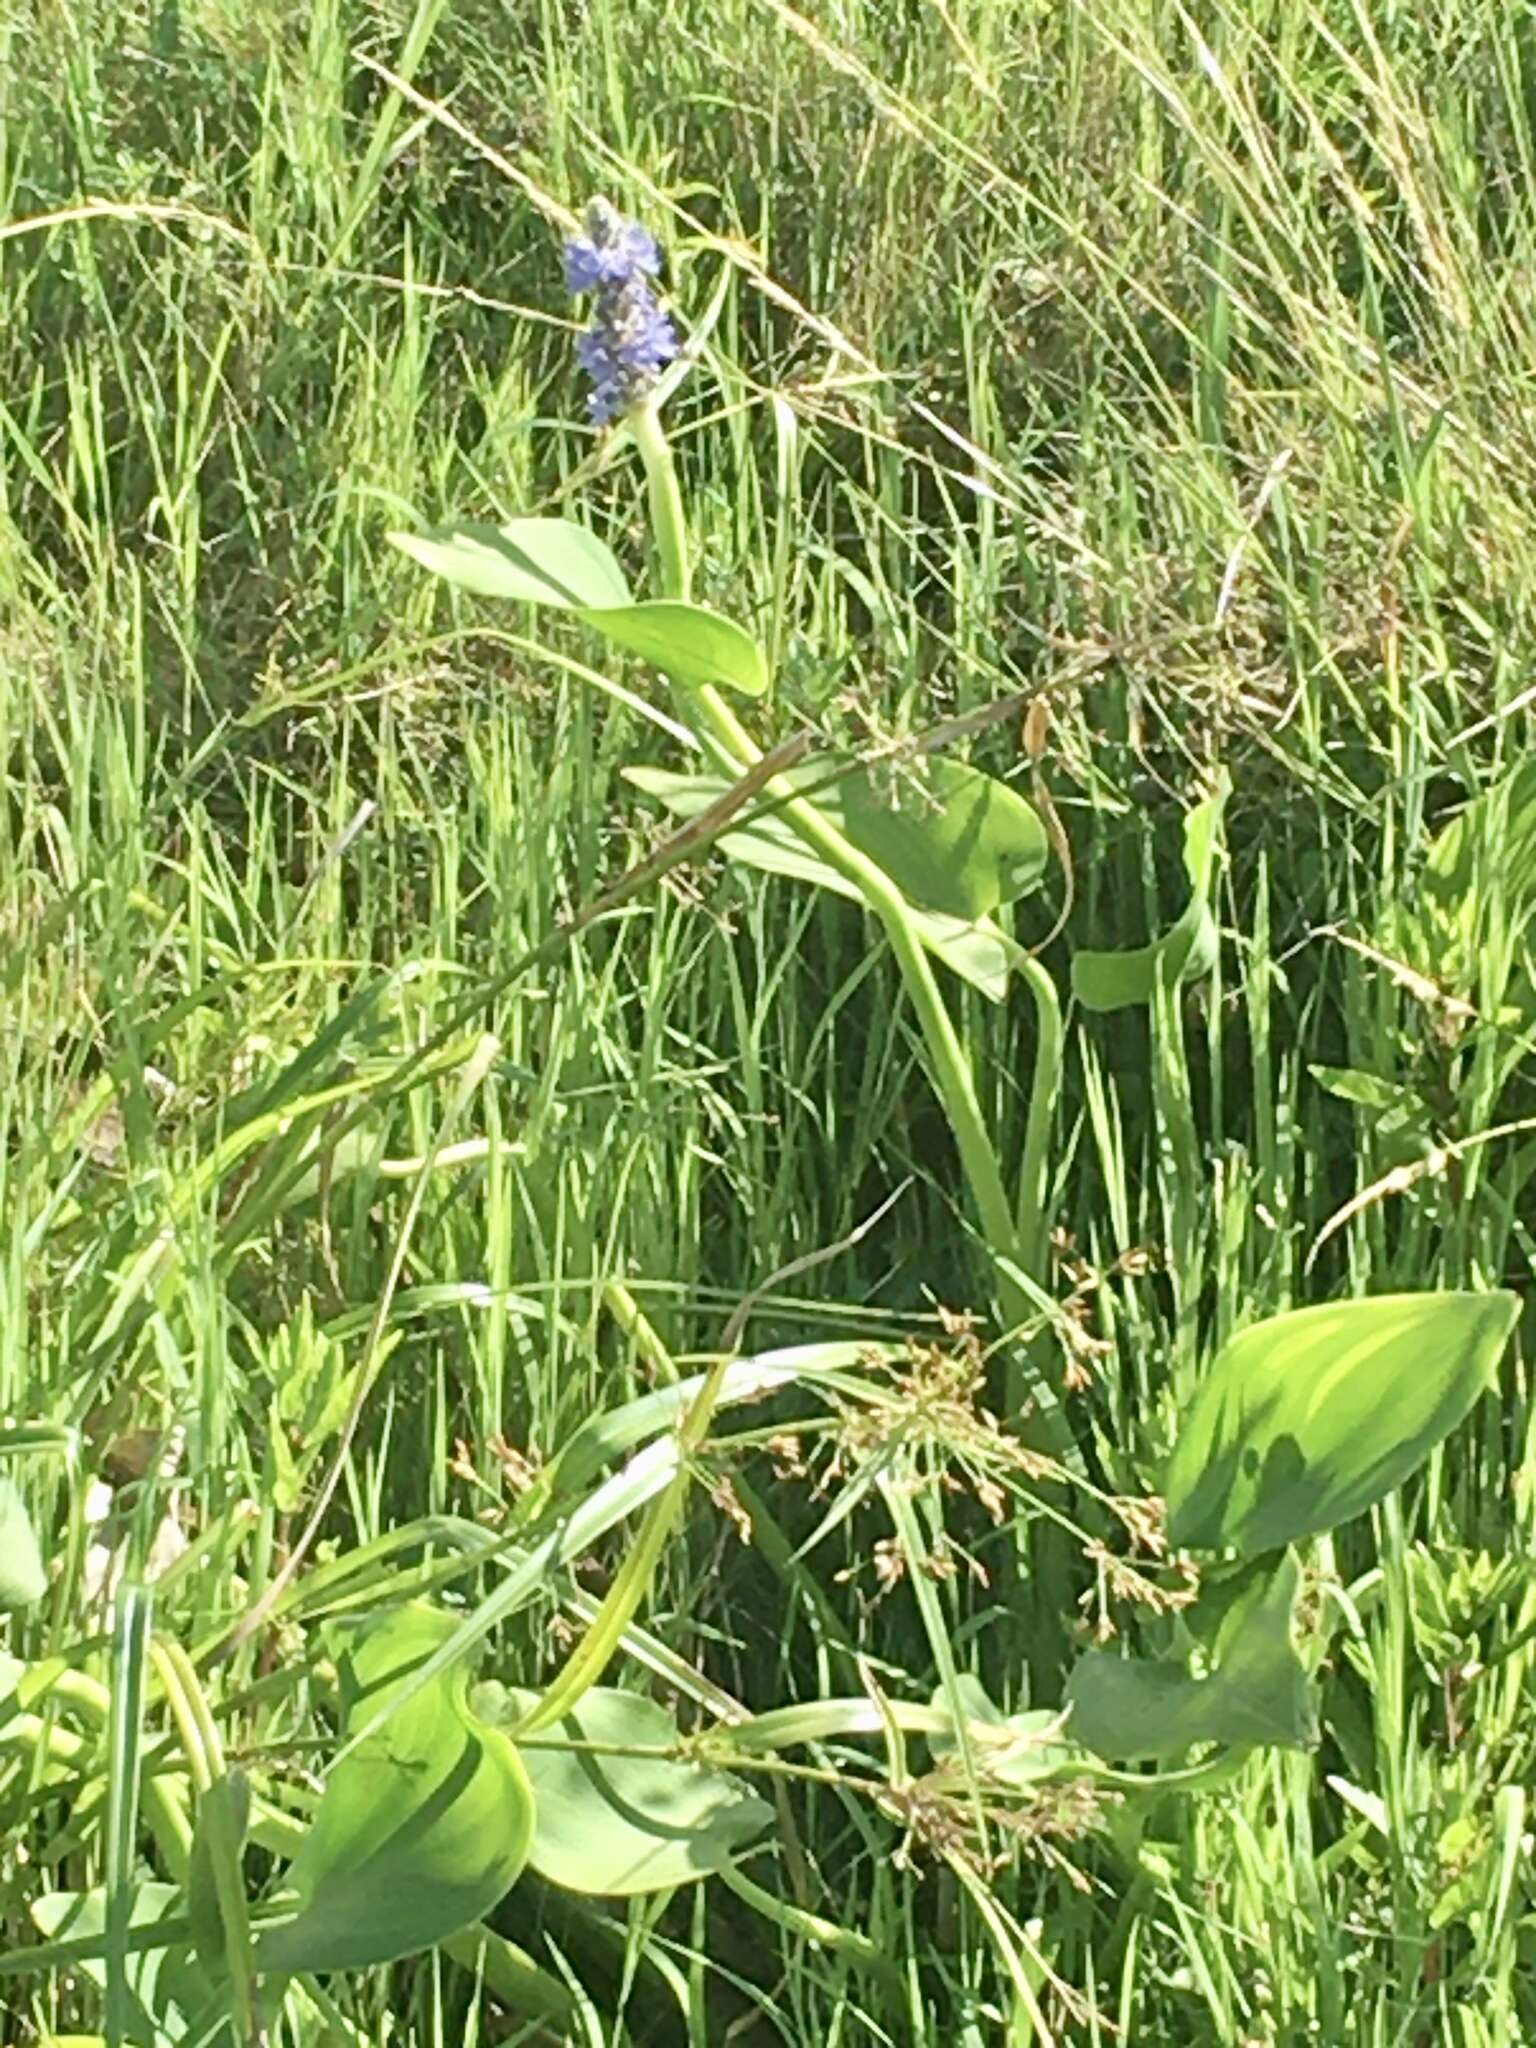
564, 199, 678, 425
563, 218, 660, 295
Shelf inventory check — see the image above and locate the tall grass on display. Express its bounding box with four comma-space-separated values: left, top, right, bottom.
2, 0, 1536, 2040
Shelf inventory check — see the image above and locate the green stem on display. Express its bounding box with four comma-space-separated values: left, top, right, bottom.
519, 1302, 730, 1735
0, 1657, 194, 1877
507, 424, 736, 1733
1009, 949, 1063, 1421
601, 1274, 678, 1385
632, 401, 691, 603
150, 1639, 257, 2039
1013, 954, 1062, 1267
717, 1865, 903, 1989
630, 402, 1049, 1426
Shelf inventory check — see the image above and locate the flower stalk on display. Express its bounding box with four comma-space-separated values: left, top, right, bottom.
574, 205, 1069, 1450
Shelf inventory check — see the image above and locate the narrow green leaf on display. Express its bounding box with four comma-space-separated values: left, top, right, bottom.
484, 1686, 771, 1897
1418, 758, 1536, 962
1065, 1553, 1318, 1760
1308, 1065, 1417, 1113
39, 2037, 148, 2047
105, 1588, 153, 2048
255, 1603, 534, 1977
1071, 779, 1227, 1012
1166, 1291, 1521, 1556
538, 1341, 892, 1504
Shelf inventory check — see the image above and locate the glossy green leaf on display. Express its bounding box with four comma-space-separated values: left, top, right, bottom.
578, 600, 767, 696
482, 1685, 771, 1897
1065, 1553, 1317, 1761
389, 518, 631, 608
0, 1480, 46, 1610
625, 766, 1014, 1001
1071, 779, 1227, 1012
390, 521, 768, 695
1166, 1291, 1521, 1557
255, 1602, 534, 1977
839, 758, 1047, 918
30, 1886, 227, 2046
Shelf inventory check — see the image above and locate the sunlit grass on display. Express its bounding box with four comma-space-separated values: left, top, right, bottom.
1, 0, 1535, 2040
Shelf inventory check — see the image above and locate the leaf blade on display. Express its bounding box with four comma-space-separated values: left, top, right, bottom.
1166, 1291, 1520, 1556
254, 1604, 534, 1977
625, 766, 1014, 1000
1072, 780, 1226, 1012
388, 519, 631, 608
487, 1687, 771, 1897
1065, 1554, 1317, 1760
838, 758, 1047, 917
0, 1480, 46, 1611
576, 600, 768, 697
389, 522, 768, 694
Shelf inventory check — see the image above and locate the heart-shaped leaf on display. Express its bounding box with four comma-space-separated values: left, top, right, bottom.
482, 1685, 771, 1897
1072, 779, 1227, 1012
839, 758, 1047, 918
1166, 1291, 1520, 1557
1065, 1553, 1318, 1760
625, 766, 1014, 1001
390, 520, 768, 696
0, 1479, 46, 1610
255, 1603, 534, 1977
709, 818, 1013, 995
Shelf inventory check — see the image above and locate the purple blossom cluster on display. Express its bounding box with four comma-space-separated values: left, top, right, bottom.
564, 199, 679, 425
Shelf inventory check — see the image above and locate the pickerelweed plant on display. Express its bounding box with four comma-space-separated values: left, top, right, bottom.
395, 199, 1081, 1433
0, 200, 1525, 2047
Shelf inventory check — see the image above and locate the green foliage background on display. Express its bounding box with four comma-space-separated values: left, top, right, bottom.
3, 0, 1536, 2040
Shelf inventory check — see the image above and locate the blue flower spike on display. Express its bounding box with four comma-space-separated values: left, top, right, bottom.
564, 198, 679, 425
